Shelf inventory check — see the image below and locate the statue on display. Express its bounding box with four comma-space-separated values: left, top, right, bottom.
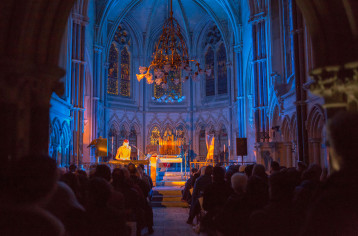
206, 133, 215, 163
115, 139, 131, 160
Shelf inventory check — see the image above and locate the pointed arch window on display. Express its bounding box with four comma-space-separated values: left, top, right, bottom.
107, 43, 119, 95
205, 47, 215, 96
107, 25, 131, 97
204, 43, 228, 97
217, 44, 227, 94
120, 47, 130, 97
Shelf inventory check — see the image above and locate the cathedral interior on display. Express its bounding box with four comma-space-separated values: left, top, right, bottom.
2, 0, 358, 235
1, 0, 358, 170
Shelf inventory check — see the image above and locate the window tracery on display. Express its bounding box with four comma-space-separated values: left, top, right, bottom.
107, 25, 131, 97
217, 44, 227, 94
204, 25, 228, 97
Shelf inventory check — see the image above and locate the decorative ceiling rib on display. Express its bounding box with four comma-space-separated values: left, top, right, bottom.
96, 0, 241, 53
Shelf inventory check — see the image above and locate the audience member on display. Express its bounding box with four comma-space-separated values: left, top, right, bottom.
87, 177, 129, 236
201, 166, 232, 234
302, 111, 358, 235
270, 161, 280, 174
246, 164, 269, 211
187, 165, 213, 224
182, 168, 198, 204
216, 173, 251, 235
0, 155, 65, 236
250, 170, 299, 236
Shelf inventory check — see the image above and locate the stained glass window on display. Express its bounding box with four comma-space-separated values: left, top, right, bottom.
217, 44, 227, 94
107, 43, 119, 95
129, 127, 137, 158
205, 47, 215, 96
120, 47, 130, 97
154, 70, 182, 100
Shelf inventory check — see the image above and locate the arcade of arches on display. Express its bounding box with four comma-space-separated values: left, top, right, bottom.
1, 0, 358, 170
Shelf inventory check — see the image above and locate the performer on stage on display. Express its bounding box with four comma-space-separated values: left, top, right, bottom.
115, 139, 131, 160
206, 133, 215, 163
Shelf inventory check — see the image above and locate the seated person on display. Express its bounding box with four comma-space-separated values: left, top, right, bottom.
115, 140, 131, 160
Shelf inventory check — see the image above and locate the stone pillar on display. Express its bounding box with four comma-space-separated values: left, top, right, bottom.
70, 13, 89, 166
284, 142, 293, 167
0, 63, 65, 161
292, 0, 309, 164
249, 13, 269, 143
93, 44, 104, 139
234, 44, 246, 138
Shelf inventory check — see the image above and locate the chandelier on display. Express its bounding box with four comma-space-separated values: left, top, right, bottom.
136, 0, 210, 88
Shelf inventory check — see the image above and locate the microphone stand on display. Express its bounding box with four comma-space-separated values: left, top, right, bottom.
130, 145, 147, 160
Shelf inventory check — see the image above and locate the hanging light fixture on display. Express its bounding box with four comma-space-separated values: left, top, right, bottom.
136, 0, 210, 86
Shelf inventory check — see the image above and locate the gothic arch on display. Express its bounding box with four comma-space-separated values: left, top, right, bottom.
307, 105, 326, 165
307, 105, 325, 139
281, 116, 291, 142
49, 118, 62, 164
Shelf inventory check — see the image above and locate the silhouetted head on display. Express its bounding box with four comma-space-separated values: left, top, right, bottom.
94, 164, 111, 182
212, 166, 225, 183
302, 164, 322, 182
244, 164, 254, 178
204, 165, 213, 176
69, 164, 77, 173
127, 163, 138, 176
270, 161, 280, 173
231, 173, 248, 193
297, 161, 307, 173
252, 164, 267, 179
191, 168, 198, 175
328, 111, 358, 171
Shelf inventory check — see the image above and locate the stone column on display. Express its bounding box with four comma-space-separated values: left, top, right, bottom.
93, 44, 104, 139
292, 0, 309, 164
0, 63, 65, 161
234, 44, 246, 138
70, 13, 89, 166
284, 142, 293, 167
249, 13, 269, 143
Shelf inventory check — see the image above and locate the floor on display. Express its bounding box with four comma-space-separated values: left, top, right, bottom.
142, 207, 198, 236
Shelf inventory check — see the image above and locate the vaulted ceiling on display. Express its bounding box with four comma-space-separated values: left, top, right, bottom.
95, 0, 241, 46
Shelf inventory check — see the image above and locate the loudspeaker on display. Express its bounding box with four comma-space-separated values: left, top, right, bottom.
236, 138, 247, 156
